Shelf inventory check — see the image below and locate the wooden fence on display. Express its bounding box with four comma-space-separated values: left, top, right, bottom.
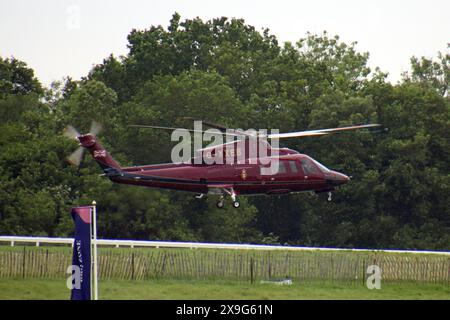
0, 246, 449, 285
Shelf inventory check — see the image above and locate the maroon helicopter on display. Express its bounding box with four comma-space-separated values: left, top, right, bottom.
64, 121, 380, 208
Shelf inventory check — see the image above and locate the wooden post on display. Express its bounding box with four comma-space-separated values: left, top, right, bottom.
250, 257, 254, 284
131, 252, 135, 280
22, 246, 26, 278
362, 258, 366, 287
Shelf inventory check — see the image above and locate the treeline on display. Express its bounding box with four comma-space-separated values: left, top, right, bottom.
0, 13, 449, 249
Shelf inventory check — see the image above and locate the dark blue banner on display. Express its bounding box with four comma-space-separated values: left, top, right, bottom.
70, 206, 92, 300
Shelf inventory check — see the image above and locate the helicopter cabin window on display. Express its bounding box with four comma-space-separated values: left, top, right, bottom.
288, 160, 298, 173
260, 161, 287, 174
300, 158, 320, 175
276, 161, 287, 174
260, 161, 290, 175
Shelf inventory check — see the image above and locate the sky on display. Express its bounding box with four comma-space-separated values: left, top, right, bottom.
0, 0, 448, 87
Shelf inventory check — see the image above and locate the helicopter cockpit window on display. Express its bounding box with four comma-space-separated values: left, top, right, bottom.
300, 158, 321, 175
311, 159, 331, 173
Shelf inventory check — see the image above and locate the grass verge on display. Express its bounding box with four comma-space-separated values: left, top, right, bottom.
0, 278, 448, 300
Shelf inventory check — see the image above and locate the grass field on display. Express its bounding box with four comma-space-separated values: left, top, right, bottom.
1, 245, 449, 299
0, 278, 449, 300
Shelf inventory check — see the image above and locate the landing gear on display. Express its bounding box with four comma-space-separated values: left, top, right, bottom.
230, 189, 240, 208
214, 187, 240, 209
327, 191, 332, 202
216, 195, 225, 209
216, 200, 224, 209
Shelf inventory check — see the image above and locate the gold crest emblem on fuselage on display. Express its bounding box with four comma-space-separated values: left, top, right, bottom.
241, 169, 248, 180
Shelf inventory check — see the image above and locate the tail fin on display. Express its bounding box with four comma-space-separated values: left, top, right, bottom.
78, 134, 121, 170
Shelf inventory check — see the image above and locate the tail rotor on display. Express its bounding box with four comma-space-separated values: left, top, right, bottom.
63, 121, 102, 166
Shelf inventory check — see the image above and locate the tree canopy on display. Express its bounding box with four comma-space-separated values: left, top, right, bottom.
1, 13, 449, 250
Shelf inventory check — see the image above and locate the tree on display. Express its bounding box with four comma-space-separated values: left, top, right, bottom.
0, 15, 449, 250
0, 57, 43, 96
405, 47, 449, 97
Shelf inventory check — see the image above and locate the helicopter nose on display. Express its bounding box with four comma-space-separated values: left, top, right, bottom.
327, 171, 350, 186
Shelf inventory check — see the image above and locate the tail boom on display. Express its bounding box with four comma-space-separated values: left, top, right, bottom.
78, 134, 121, 169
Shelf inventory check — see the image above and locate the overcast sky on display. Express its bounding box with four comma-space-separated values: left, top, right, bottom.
1, 0, 448, 87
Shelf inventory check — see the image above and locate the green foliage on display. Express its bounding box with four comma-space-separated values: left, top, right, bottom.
0, 14, 449, 249
405, 47, 449, 97
0, 57, 43, 97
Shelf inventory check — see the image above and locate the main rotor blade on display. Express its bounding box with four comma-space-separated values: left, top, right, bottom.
89, 121, 102, 136
67, 147, 85, 166
267, 124, 382, 139
181, 117, 229, 131
63, 125, 80, 140
180, 118, 257, 138
128, 125, 243, 137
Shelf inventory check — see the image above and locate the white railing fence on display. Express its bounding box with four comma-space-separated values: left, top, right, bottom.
0, 235, 449, 255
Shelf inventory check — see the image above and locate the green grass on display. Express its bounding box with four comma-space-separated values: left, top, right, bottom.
1, 245, 449, 299
0, 278, 448, 300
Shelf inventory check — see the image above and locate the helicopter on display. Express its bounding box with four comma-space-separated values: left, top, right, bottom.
64, 121, 381, 208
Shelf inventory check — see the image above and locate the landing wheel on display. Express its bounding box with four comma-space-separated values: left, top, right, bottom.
232, 201, 240, 208
327, 192, 332, 202
216, 201, 224, 209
